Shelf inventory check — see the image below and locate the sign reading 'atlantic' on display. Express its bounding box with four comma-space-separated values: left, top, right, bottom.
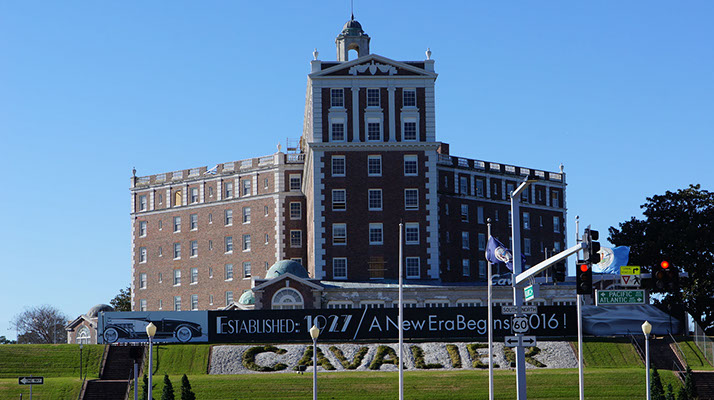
99, 306, 576, 344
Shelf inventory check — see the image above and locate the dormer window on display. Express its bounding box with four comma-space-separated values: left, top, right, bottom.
403, 89, 416, 107
367, 88, 380, 107
331, 88, 344, 108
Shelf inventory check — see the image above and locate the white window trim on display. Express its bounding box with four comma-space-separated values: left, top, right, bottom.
367, 155, 382, 177
329, 118, 346, 142
332, 155, 346, 177
290, 230, 302, 248
405, 223, 420, 245
332, 189, 347, 211
364, 114, 383, 142
369, 223, 384, 245
405, 257, 420, 279
333, 257, 348, 280
290, 202, 302, 220
333, 223, 347, 245
403, 155, 418, 176
368, 189, 382, 211
404, 188, 419, 210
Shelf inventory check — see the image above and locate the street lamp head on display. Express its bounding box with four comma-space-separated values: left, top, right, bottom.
146, 322, 157, 338
309, 325, 320, 340
642, 321, 652, 336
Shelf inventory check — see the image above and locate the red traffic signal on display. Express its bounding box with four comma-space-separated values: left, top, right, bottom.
580, 264, 589, 272
661, 261, 670, 269
576, 261, 593, 295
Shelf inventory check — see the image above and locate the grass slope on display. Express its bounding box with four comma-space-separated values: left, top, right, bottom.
0, 377, 82, 399
676, 339, 714, 370
0, 344, 103, 378
149, 343, 211, 375
577, 337, 643, 368
136, 369, 682, 400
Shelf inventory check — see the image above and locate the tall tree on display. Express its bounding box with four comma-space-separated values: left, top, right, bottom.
110, 286, 132, 311
609, 185, 714, 331
10, 305, 68, 344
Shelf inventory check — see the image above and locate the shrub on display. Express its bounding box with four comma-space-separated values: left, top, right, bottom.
161, 374, 174, 400
446, 344, 462, 368
369, 346, 401, 370
293, 345, 335, 371
330, 346, 369, 369
242, 345, 288, 372
410, 345, 442, 369
180, 374, 195, 400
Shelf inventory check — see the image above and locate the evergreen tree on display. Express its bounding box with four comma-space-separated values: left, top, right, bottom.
685, 366, 697, 399
180, 374, 196, 400
676, 385, 688, 400
161, 374, 175, 400
142, 374, 149, 400
665, 383, 676, 400
651, 368, 665, 400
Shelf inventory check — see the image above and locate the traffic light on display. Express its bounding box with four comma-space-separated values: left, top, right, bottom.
582, 228, 601, 265
576, 262, 593, 294
652, 260, 679, 291
553, 262, 566, 282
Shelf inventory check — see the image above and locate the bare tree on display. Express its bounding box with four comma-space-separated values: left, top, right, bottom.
10, 305, 69, 344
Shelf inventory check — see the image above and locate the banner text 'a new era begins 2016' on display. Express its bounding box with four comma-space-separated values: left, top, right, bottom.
207, 306, 576, 343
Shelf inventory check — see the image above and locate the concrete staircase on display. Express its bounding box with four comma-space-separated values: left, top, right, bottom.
81, 345, 144, 400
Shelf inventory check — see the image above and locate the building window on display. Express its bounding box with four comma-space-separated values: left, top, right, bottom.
461, 204, 469, 222
554, 241, 561, 252
243, 234, 251, 251
332, 189, 346, 210
224, 209, 233, 226
331, 121, 345, 142
173, 216, 181, 232
403, 89, 416, 107
139, 221, 147, 237
368, 189, 382, 210
225, 236, 233, 253
264, 177, 269, 189
243, 207, 251, 223
191, 295, 198, 310
479, 233, 486, 251
265, 234, 269, 244
272, 288, 304, 310
264, 205, 269, 216
479, 260, 487, 278
173, 243, 181, 259
290, 230, 302, 248
367, 155, 382, 176
138, 195, 147, 211
332, 156, 345, 176
289, 175, 301, 191
191, 267, 198, 284
404, 155, 418, 176
173, 269, 181, 286
225, 264, 234, 281
460, 176, 468, 194
406, 257, 420, 278
476, 180, 484, 197
523, 212, 530, 230
226, 291, 234, 306
208, 187, 214, 197
553, 216, 560, 233
477, 207, 484, 224
190, 188, 198, 203
333, 223, 347, 245
404, 189, 419, 210
225, 182, 233, 198
139, 273, 147, 289
174, 190, 182, 206
158, 193, 164, 205
524, 238, 532, 256
405, 223, 419, 245
369, 223, 384, 245
290, 202, 302, 219
508, 210, 512, 227
331, 88, 344, 107
521, 188, 530, 203
507, 183, 515, 197
242, 179, 251, 196
190, 240, 198, 257
243, 262, 252, 278
190, 213, 198, 230
139, 247, 147, 263
462, 232, 470, 249
367, 121, 381, 141
158, 219, 163, 230
462, 259, 470, 277
158, 246, 163, 257
208, 241, 212, 251
552, 191, 560, 208
403, 120, 417, 141
208, 295, 213, 306
138, 300, 146, 312
174, 296, 181, 311
333, 258, 347, 279
367, 88, 380, 107
208, 213, 213, 224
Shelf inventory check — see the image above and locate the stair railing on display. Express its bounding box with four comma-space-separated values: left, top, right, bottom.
629, 332, 646, 363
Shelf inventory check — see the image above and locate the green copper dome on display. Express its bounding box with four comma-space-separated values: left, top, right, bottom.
238, 290, 255, 305
265, 260, 309, 280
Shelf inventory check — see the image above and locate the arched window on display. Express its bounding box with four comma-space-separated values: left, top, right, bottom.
77, 326, 91, 345
271, 288, 304, 310
174, 190, 182, 206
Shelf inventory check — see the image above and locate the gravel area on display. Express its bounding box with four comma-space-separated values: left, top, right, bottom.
209, 341, 577, 374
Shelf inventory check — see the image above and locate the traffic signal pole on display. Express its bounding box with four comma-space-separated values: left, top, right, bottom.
576, 217, 584, 400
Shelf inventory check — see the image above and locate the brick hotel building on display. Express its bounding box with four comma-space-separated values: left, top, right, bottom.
130, 18, 572, 312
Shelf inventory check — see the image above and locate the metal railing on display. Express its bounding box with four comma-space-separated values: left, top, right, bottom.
692, 315, 714, 366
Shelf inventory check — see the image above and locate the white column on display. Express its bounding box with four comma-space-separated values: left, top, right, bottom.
388, 85, 396, 142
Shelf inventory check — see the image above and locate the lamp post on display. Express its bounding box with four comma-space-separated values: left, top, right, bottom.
642, 321, 652, 400
310, 325, 320, 400
146, 322, 157, 400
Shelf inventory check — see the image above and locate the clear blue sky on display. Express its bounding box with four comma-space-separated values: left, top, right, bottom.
1, 1, 712, 340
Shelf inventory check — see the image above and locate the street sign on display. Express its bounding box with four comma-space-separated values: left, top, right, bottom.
505, 336, 537, 347
596, 290, 645, 305
512, 316, 529, 333
620, 266, 641, 275
18, 377, 43, 385
620, 266, 641, 288
501, 305, 538, 315
524, 285, 535, 302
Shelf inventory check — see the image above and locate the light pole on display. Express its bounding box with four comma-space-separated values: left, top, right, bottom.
642, 321, 652, 400
310, 325, 320, 400
146, 322, 157, 400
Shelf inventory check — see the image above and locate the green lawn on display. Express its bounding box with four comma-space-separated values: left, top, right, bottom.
675, 339, 714, 370
131, 368, 682, 400
576, 337, 644, 368
0, 344, 103, 378
0, 377, 82, 399
149, 343, 211, 375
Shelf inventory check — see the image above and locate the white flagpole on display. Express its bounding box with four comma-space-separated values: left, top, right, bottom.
487, 218, 494, 400
398, 222, 404, 400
